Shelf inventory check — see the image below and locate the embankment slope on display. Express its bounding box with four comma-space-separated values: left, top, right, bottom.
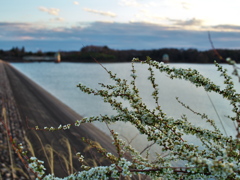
0, 60, 116, 177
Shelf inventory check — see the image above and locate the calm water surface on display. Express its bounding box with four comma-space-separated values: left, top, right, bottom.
11, 62, 240, 159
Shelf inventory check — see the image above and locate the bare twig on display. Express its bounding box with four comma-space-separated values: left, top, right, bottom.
208, 31, 223, 60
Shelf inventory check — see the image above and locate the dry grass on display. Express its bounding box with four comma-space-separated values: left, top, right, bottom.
60, 137, 73, 174
12, 167, 30, 179
44, 144, 54, 174
24, 136, 35, 157
28, 132, 77, 176
32, 131, 54, 174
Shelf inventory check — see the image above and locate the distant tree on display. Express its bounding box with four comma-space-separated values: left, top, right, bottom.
21, 46, 25, 54
36, 50, 43, 56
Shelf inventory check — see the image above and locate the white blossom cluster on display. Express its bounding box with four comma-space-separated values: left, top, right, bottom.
27, 57, 240, 179
28, 157, 46, 179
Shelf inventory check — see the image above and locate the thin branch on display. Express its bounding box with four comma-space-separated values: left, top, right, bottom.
140, 142, 155, 155
208, 31, 223, 60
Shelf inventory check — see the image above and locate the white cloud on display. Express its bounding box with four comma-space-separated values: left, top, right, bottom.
119, 0, 156, 8
18, 36, 35, 40
83, 8, 117, 17
137, 9, 164, 21
73, 1, 79, 5
180, 2, 191, 9
119, 0, 141, 7
39, 6, 60, 16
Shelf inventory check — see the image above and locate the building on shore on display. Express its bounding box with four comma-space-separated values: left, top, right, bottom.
23, 52, 61, 63
54, 52, 61, 63
162, 54, 169, 63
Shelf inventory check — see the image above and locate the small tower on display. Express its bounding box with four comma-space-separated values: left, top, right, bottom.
55, 52, 61, 63
162, 54, 169, 63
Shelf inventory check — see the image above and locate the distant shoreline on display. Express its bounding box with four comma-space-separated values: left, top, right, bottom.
1, 45, 238, 63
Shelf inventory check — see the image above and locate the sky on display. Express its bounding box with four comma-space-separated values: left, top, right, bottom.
1, 0, 240, 52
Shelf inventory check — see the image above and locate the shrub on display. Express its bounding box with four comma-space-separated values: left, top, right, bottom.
10, 57, 240, 179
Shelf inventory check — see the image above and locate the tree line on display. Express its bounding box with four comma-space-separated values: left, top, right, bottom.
1, 45, 240, 63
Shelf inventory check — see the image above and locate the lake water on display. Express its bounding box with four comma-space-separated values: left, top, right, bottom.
11, 62, 240, 159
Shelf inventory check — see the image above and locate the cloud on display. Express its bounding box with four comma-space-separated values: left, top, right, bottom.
168, 18, 204, 26
119, 0, 141, 7
1, 21, 240, 51
212, 24, 240, 31
119, 0, 156, 8
73, 1, 79, 5
51, 17, 65, 22
39, 6, 60, 16
0, 22, 38, 33
83, 8, 116, 17
18, 36, 35, 40
135, 9, 164, 22
180, 2, 191, 9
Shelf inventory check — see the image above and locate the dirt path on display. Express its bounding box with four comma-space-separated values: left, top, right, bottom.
0, 60, 117, 178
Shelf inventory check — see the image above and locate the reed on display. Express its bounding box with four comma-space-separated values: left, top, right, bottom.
55, 151, 72, 175
24, 136, 35, 157
27, 132, 78, 175
60, 137, 73, 174
32, 131, 53, 174
44, 144, 54, 174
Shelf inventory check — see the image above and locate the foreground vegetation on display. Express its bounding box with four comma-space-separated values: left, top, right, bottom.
1, 55, 240, 179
